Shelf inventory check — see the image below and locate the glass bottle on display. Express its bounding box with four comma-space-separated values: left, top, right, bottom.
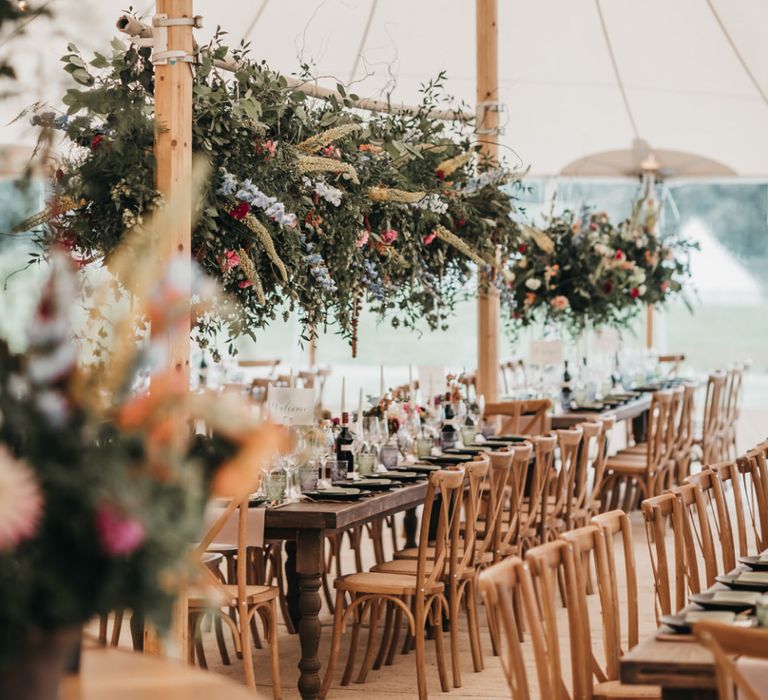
335, 412, 355, 474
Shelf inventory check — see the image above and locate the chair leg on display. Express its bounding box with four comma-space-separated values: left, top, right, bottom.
373, 601, 394, 670
270, 545, 296, 635
386, 604, 404, 666
319, 590, 346, 700
414, 609, 429, 700
449, 591, 462, 688
485, 598, 501, 657
240, 605, 256, 689
356, 598, 382, 683
466, 581, 483, 673
110, 610, 124, 647
98, 614, 109, 645
341, 598, 364, 686
431, 610, 450, 693
195, 615, 207, 670
267, 600, 283, 700
214, 614, 231, 665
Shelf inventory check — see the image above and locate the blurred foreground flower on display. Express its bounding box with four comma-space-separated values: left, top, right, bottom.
95, 504, 145, 556
0, 449, 43, 551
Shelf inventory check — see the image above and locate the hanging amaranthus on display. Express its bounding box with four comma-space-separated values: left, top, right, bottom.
350, 287, 362, 358
296, 155, 359, 184
243, 214, 288, 283
297, 123, 362, 154
436, 151, 473, 178
13, 196, 84, 233
433, 224, 492, 268
238, 248, 266, 304
521, 223, 555, 254
367, 187, 426, 204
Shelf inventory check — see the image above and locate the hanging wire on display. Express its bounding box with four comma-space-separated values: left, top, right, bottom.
705, 0, 768, 109
348, 0, 378, 83
241, 0, 270, 43
593, 0, 640, 139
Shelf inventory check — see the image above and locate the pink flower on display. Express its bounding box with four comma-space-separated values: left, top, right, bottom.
0, 449, 43, 551
321, 145, 341, 159
264, 140, 276, 158
238, 280, 252, 289
630, 287, 640, 299
221, 250, 240, 273
422, 230, 437, 245
660, 280, 670, 293
95, 505, 144, 556
550, 295, 570, 311
380, 229, 398, 245
356, 230, 369, 248
615, 249, 624, 260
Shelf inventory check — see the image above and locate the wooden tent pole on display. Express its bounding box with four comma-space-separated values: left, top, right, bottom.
143, 0, 194, 658
645, 304, 654, 349
475, 0, 500, 403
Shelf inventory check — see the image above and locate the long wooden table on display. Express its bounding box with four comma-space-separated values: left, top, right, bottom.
551, 393, 652, 430
264, 480, 428, 700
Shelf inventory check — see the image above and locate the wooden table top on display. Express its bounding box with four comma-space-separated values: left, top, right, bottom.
551, 393, 652, 429
61, 644, 263, 699
620, 636, 715, 690
264, 479, 428, 533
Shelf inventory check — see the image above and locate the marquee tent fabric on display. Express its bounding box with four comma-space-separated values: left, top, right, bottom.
2, 0, 768, 178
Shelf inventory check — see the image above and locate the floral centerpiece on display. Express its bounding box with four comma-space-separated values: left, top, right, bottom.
21, 32, 524, 356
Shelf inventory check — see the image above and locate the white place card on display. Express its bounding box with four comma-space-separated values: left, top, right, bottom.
529, 340, 563, 366
418, 365, 447, 398
267, 386, 316, 426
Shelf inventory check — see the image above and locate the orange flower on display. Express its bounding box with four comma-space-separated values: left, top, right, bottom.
524, 292, 536, 306
117, 371, 187, 430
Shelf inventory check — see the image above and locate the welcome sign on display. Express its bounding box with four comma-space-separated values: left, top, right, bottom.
267, 386, 316, 426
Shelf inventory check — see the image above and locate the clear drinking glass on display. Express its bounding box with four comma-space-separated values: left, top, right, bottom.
324, 459, 348, 484
461, 426, 477, 447
415, 435, 434, 459
357, 452, 376, 476
298, 461, 319, 492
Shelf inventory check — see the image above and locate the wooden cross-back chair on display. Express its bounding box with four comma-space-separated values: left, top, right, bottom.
694, 621, 768, 700
191, 489, 282, 699
657, 353, 685, 378
708, 460, 749, 558
570, 421, 603, 528
674, 383, 697, 484
585, 416, 615, 518
373, 457, 490, 688
696, 372, 727, 465
641, 492, 686, 621
320, 469, 465, 700
592, 511, 640, 660
560, 525, 661, 699
482, 398, 552, 437
723, 364, 746, 460
685, 469, 737, 573
670, 483, 719, 593
736, 446, 768, 553
492, 442, 534, 561
478, 557, 538, 699
603, 390, 674, 511
518, 435, 557, 549
543, 427, 583, 538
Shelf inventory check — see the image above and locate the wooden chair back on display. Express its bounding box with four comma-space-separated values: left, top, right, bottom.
552, 427, 584, 527
478, 557, 537, 699
685, 469, 737, 572
736, 447, 768, 553
674, 383, 697, 483
641, 492, 686, 619
657, 353, 685, 377
724, 364, 745, 453
671, 483, 719, 593
482, 398, 552, 437
454, 457, 490, 580
418, 469, 467, 593
494, 442, 533, 558
560, 525, 617, 688
645, 390, 674, 475
477, 450, 514, 562
586, 416, 615, 515
521, 435, 556, 545
573, 421, 602, 514
709, 460, 749, 558
524, 540, 583, 699
701, 372, 727, 464
694, 621, 768, 700
591, 510, 639, 661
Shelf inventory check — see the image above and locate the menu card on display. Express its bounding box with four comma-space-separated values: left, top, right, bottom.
267, 386, 316, 426
529, 340, 563, 366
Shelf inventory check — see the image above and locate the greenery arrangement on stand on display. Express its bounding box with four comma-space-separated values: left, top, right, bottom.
505, 200, 695, 338
21, 31, 524, 356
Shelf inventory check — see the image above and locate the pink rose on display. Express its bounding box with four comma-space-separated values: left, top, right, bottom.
356, 230, 369, 248
422, 231, 437, 245
221, 250, 240, 273
96, 505, 144, 556
550, 295, 570, 311
380, 229, 398, 244
238, 280, 252, 289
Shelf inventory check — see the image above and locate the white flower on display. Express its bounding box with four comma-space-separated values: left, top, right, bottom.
638, 284, 647, 296
525, 277, 542, 291
412, 193, 448, 215
314, 181, 343, 207
0, 449, 43, 551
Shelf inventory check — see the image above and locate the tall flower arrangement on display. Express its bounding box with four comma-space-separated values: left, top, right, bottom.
22, 35, 524, 355
505, 206, 694, 336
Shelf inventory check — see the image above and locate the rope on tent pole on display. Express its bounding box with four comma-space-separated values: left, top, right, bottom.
705, 0, 768, 109
348, 0, 378, 83
593, 0, 641, 139
241, 0, 270, 43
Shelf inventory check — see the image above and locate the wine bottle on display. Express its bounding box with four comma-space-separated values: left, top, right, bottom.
441, 392, 458, 450
561, 360, 573, 410
335, 412, 355, 474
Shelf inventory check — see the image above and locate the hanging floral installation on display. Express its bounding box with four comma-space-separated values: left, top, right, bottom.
504, 198, 696, 337
21, 31, 525, 356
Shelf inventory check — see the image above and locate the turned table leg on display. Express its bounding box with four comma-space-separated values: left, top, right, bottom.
284, 540, 301, 630
296, 528, 324, 700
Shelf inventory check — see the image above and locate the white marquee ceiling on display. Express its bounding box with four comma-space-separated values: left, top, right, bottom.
3, 0, 768, 177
